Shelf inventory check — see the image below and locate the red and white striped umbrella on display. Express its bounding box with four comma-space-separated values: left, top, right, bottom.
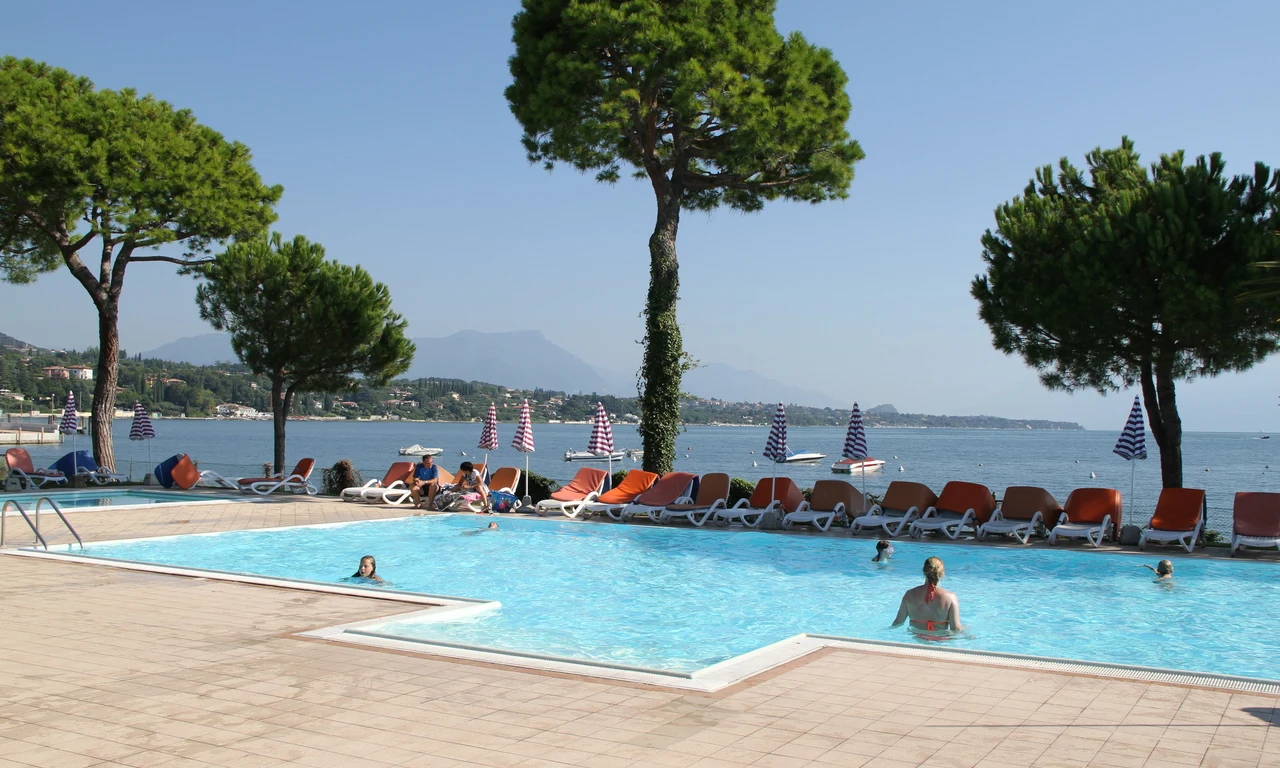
477, 403, 499, 473
588, 402, 616, 487
511, 400, 535, 500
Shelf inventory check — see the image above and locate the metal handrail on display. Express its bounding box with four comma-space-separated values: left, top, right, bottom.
35, 497, 82, 550
1, 499, 47, 549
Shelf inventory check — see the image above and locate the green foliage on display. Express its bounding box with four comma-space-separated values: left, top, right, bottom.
523, 471, 559, 505
973, 138, 1280, 487
507, 0, 863, 474
1202, 529, 1225, 546
195, 233, 414, 470
610, 470, 628, 490
728, 477, 755, 506
0, 57, 281, 469
320, 460, 363, 497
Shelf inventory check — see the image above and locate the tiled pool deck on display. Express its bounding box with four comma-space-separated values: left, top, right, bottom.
1, 498, 1277, 768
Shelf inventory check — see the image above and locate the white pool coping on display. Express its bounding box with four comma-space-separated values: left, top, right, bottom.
8, 515, 1280, 694
1, 489, 250, 515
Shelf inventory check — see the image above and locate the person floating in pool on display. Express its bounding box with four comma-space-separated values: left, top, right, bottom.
1142, 560, 1174, 580
487, 521, 499, 530
462, 521, 501, 536
892, 556, 961, 634
351, 555, 384, 583
872, 540, 894, 563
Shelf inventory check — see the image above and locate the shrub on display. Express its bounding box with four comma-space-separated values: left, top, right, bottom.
611, 470, 628, 490
523, 471, 560, 505
1202, 529, 1225, 546
728, 477, 755, 506
800, 486, 813, 502
320, 460, 362, 496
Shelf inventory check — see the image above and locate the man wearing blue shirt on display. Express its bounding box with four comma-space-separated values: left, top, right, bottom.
409, 454, 440, 509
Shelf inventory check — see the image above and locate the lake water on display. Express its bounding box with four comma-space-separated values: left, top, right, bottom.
23, 420, 1279, 531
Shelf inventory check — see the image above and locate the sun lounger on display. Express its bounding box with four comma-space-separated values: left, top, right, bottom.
50, 450, 126, 485
237, 458, 318, 496
614, 472, 699, 522
716, 477, 804, 528
4, 448, 67, 489
488, 467, 521, 494
660, 473, 731, 526
977, 486, 1061, 544
1047, 488, 1121, 547
852, 481, 937, 537
575, 470, 659, 518
1231, 492, 1280, 556
909, 481, 996, 540
1139, 488, 1206, 553
783, 480, 866, 532
342, 461, 414, 504
536, 467, 609, 517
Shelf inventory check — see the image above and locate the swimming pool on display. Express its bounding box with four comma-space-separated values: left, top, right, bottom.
0, 488, 237, 511
58, 515, 1280, 682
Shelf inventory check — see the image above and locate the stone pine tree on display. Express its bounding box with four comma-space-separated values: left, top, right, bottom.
195, 233, 415, 473
0, 57, 282, 470
506, 0, 863, 474
973, 138, 1280, 488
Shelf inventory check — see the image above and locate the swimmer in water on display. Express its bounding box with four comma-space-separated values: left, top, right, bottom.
892, 556, 961, 633
872, 539, 894, 563
487, 521, 499, 530
463, 521, 501, 536
1141, 559, 1174, 580
351, 555, 384, 583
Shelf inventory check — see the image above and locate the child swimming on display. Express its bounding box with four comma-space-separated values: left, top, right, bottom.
871, 540, 894, 562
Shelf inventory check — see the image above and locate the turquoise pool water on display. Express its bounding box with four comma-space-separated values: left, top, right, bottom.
74, 515, 1279, 679
1, 489, 225, 510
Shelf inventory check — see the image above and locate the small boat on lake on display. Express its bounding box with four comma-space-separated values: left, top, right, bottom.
398, 444, 443, 457
564, 450, 627, 462
781, 450, 826, 464
831, 457, 886, 474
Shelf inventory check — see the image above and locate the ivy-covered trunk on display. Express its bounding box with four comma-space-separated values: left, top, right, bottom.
1140, 360, 1184, 489
90, 297, 120, 471
639, 187, 683, 475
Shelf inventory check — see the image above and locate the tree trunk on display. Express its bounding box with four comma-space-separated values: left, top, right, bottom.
638, 188, 683, 475
91, 299, 121, 471
1139, 360, 1183, 489
270, 375, 288, 474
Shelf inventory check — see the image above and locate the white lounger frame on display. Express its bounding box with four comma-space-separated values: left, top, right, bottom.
1139, 518, 1203, 554
909, 507, 977, 540
659, 498, 727, 527
7, 467, 67, 490
1047, 513, 1113, 548
782, 500, 847, 532
239, 471, 318, 496
976, 509, 1045, 545
851, 504, 922, 537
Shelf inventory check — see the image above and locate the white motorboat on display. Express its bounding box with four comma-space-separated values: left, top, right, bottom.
398, 444, 443, 457
563, 450, 628, 462
831, 457, 886, 474
781, 450, 826, 464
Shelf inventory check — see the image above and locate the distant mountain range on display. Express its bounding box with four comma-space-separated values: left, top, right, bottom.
140, 330, 844, 406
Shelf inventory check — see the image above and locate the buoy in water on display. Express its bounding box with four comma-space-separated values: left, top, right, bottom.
1205, 468, 1211, 472
685, 454, 690, 458
461, 451, 467, 456
753, 461, 758, 467
1090, 472, 1096, 478
898, 465, 905, 472
978, 463, 984, 467
1074, 459, 1080, 464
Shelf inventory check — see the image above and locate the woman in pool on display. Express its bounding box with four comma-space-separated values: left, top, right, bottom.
872, 540, 894, 563
892, 556, 961, 633
351, 555, 384, 583
1142, 560, 1174, 580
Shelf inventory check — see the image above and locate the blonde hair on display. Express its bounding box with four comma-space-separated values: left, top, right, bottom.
923, 557, 945, 585
1157, 559, 1173, 576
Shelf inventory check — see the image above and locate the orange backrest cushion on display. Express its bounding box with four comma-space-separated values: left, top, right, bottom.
171, 455, 201, 490
382, 462, 415, 486
809, 480, 859, 514
436, 467, 455, 485
596, 470, 659, 504
633, 472, 697, 506
291, 459, 315, 480
748, 477, 805, 514
935, 481, 997, 523
550, 467, 609, 501
999, 486, 1061, 521
880, 481, 939, 514
1234, 492, 1280, 538
5, 448, 35, 473
1150, 488, 1205, 530
1064, 488, 1121, 525
694, 473, 730, 505
489, 467, 520, 491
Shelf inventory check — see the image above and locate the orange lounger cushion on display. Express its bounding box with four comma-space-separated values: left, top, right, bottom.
550, 467, 609, 502
1063, 488, 1122, 526
381, 462, 415, 487
879, 481, 938, 514
632, 472, 698, 507
666, 473, 730, 512
595, 470, 659, 505
1234, 492, 1280, 538
1150, 488, 1206, 531
934, 481, 997, 523
171, 455, 201, 490
747, 477, 805, 514
807, 480, 863, 516
1000, 486, 1062, 521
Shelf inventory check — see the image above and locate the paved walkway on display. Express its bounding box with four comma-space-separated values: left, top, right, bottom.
0, 498, 1276, 767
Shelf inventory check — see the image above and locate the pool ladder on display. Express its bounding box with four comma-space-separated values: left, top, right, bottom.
0, 497, 83, 550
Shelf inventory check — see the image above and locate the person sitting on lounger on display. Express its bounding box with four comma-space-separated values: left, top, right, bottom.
435, 461, 488, 511
409, 455, 440, 509
892, 556, 961, 633
350, 555, 384, 583
1142, 560, 1174, 580
872, 540, 894, 563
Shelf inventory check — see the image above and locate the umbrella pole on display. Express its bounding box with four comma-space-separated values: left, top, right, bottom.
1129, 459, 1136, 534
523, 454, 531, 507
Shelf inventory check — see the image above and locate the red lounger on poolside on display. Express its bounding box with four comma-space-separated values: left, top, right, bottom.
573, 469, 659, 519
977, 486, 1061, 544
909, 481, 996, 540
237, 458, 318, 496
1047, 488, 1122, 547
1139, 488, 1206, 553
614, 472, 699, 522
4, 448, 67, 489
716, 477, 804, 528
852, 481, 939, 537
535, 467, 609, 517
1232, 492, 1280, 556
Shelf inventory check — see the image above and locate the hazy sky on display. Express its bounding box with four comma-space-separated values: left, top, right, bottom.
2, 1, 1278, 431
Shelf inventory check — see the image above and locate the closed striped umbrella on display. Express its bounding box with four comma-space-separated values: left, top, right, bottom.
130, 402, 156, 479
763, 403, 787, 463
511, 400, 535, 501
1113, 396, 1147, 460
842, 403, 868, 460
477, 403, 498, 475
588, 402, 616, 487
59, 392, 80, 478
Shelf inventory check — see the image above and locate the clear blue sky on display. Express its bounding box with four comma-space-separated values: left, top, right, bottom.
2, 1, 1278, 431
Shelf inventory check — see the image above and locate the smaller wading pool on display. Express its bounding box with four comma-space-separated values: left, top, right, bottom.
1, 488, 238, 512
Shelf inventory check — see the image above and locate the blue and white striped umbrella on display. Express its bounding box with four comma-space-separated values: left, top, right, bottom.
842, 403, 868, 460
1113, 396, 1147, 460
763, 403, 788, 463
129, 402, 156, 441
58, 392, 79, 435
